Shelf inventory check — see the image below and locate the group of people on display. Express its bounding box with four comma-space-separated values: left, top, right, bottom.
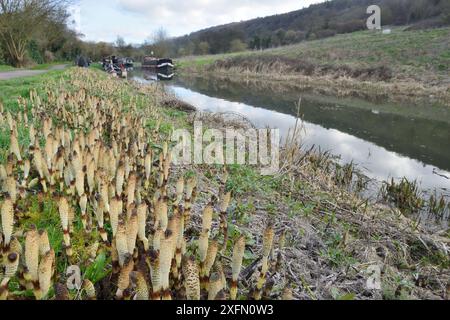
102, 56, 128, 78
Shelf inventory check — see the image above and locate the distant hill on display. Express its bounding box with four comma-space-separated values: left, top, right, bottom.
171, 0, 450, 56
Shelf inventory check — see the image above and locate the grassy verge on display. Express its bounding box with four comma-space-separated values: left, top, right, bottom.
177, 27, 450, 106
0, 62, 70, 72
0, 65, 16, 72
29, 61, 71, 70
0, 68, 448, 300
0, 69, 68, 111
176, 53, 243, 70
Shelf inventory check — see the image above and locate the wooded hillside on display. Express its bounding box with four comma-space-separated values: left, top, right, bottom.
171, 0, 450, 56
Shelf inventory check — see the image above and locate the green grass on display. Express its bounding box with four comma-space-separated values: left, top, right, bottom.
90, 63, 103, 71
0, 62, 70, 71
0, 65, 16, 72
29, 61, 70, 70
176, 53, 243, 69
0, 68, 70, 162
0, 68, 68, 110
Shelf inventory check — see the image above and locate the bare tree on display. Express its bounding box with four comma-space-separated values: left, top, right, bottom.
115, 36, 126, 49
0, 0, 71, 67
150, 27, 170, 57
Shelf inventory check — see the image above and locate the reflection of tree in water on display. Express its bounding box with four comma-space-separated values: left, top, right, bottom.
174, 75, 450, 172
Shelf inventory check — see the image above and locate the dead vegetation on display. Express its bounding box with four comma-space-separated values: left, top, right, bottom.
183, 56, 450, 107
210, 56, 394, 82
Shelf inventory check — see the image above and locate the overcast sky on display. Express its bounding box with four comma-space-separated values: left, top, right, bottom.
70, 0, 326, 44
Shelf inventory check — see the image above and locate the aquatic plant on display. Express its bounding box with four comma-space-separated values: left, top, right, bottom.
381, 178, 425, 215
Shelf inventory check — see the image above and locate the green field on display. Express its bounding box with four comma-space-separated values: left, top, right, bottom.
178, 27, 450, 82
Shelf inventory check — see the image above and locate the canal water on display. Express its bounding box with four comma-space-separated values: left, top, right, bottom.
131, 70, 450, 197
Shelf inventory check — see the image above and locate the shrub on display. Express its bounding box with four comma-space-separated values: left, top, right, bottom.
44, 50, 55, 63
27, 40, 44, 64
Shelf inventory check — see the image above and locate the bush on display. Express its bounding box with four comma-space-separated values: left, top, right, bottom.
27, 40, 44, 64
44, 50, 55, 63
229, 39, 247, 52
316, 29, 337, 39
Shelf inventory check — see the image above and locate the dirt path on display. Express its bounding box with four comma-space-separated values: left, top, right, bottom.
0, 64, 68, 80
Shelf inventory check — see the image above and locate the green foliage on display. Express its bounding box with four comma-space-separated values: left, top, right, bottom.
197, 41, 210, 55
0, 65, 15, 71
381, 178, 425, 215
27, 40, 44, 64
331, 288, 356, 300
84, 251, 111, 284
320, 231, 357, 268
19, 195, 64, 266
226, 164, 278, 195
229, 39, 247, 53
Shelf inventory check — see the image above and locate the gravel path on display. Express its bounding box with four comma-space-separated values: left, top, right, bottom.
0, 64, 67, 80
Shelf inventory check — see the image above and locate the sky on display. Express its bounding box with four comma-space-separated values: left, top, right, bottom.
69, 0, 326, 44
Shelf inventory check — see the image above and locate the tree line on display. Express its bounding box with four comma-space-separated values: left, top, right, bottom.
1, 0, 449, 67
170, 0, 450, 56
0, 0, 175, 68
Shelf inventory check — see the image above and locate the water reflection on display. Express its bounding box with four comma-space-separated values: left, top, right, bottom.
132, 68, 174, 82
166, 82, 450, 193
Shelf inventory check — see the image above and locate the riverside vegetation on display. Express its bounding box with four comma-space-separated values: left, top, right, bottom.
177, 27, 450, 106
0, 68, 449, 300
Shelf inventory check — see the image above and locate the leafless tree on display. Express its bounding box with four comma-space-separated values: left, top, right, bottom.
148, 27, 170, 57
0, 0, 71, 66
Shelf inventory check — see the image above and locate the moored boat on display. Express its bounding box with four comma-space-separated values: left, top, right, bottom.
142, 56, 174, 73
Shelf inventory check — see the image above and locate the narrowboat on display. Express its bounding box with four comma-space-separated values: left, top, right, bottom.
142, 56, 174, 73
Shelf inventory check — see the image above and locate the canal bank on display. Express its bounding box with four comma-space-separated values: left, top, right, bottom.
131, 69, 450, 203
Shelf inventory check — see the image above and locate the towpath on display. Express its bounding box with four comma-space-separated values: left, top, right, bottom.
0, 64, 67, 80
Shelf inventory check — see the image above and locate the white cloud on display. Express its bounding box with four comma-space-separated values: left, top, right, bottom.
74, 0, 325, 43
117, 0, 323, 32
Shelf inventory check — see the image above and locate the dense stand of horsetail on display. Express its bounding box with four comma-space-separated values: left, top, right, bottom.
0, 69, 288, 300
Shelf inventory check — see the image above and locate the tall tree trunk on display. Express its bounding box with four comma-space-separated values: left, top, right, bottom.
2, 34, 26, 67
